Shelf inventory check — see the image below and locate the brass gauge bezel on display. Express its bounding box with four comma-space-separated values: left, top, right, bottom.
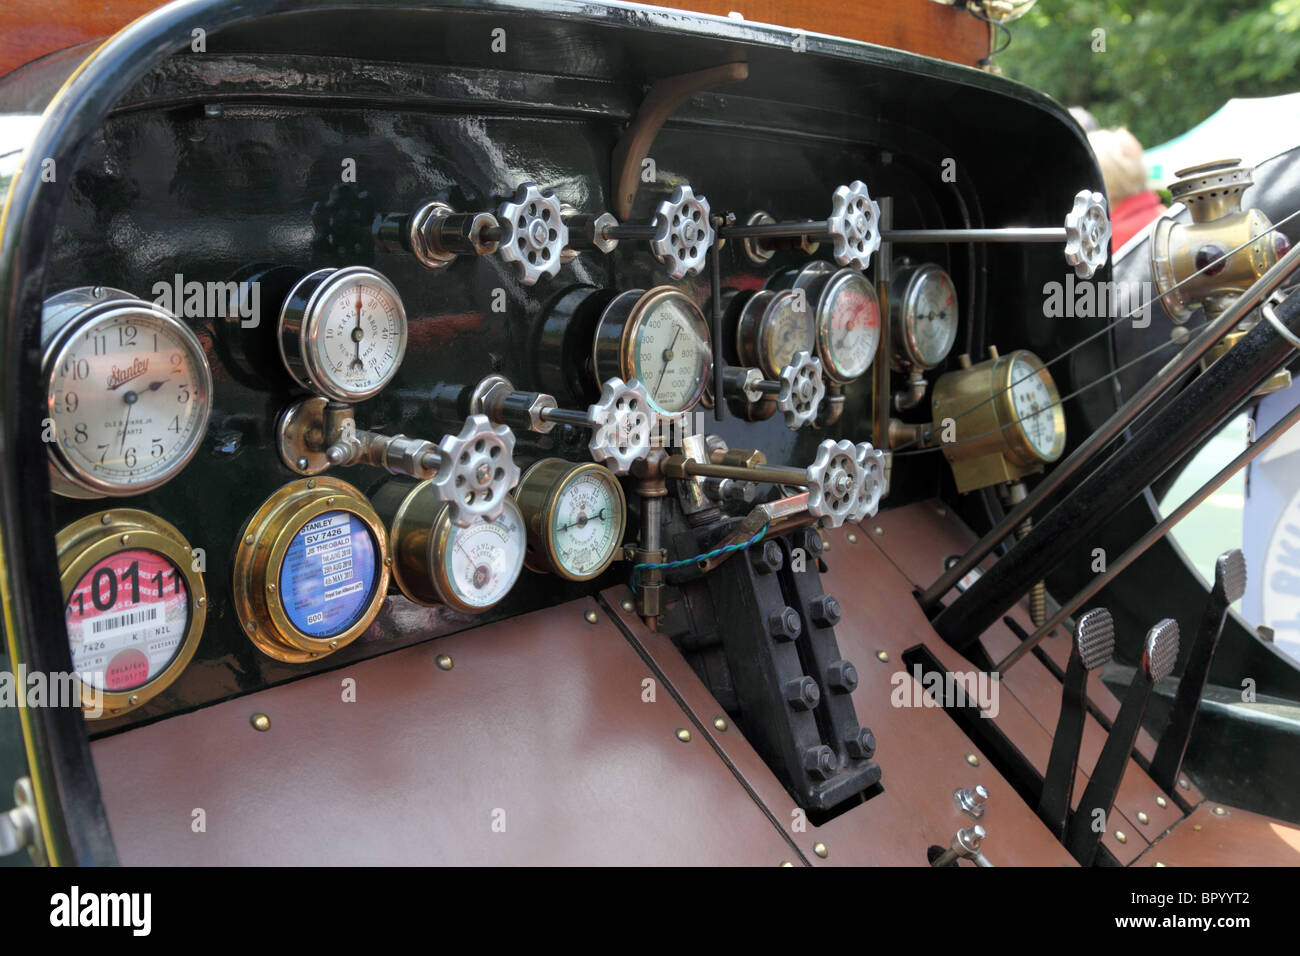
997, 350, 1066, 466
56, 509, 207, 719
41, 287, 213, 499
233, 477, 389, 663
277, 265, 409, 403
890, 262, 959, 372
513, 458, 628, 581
815, 268, 881, 385
373, 477, 526, 613
735, 289, 814, 379
591, 285, 713, 416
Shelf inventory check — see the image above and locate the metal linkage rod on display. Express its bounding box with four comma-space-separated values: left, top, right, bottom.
720, 219, 830, 240
932, 286, 1300, 653
919, 240, 1300, 614
992, 399, 1300, 674
881, 227, 1065, 244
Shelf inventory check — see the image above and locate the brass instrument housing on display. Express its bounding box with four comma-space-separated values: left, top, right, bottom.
233, 477, 389, 663
1149, 160, 1287, 322
512, 458, 627, 581
931, 349, 1066, 493
56, 509, 207, 718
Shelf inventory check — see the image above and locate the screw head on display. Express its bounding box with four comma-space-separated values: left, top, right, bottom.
965, 753, 980, 767
1212, 806, 1227, 816
584, 609, 598, 624
846, 532, 858, 544
435, 653, 453, 671
712, 716, 729, 732
621, 600, 634, 612
676, 727, 692, 743
251, 713, 270, 732
1156, 795, 1168, 808
813, 841, 829, 859
1137, 811, 1150, 825
876, 649, 890, 663
1115, 830, 1128, 844
1179, 777, 1190, 790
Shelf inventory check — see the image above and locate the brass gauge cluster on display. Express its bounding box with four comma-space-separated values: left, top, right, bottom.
766, 261, 882, 386
233, 477, 390, 663
930, 348, 1066, 493
513, 458, 628, 581
56, 510, 206, 718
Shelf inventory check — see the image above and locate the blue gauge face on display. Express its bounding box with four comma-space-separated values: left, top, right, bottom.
278, 510, 379, 638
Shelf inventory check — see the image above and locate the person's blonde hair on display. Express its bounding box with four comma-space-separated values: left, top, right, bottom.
1087, 127, 1148, 204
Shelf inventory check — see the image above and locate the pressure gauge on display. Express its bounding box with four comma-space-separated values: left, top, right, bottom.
372, 477, 526, 613
593, 286, 712, 415
56, 510, 206, 718
767, 262, 880, 384
735, 289, 814, 379
891, 262, 959, 371
278, 266, 408, 402
234, 477, 389, 662
513, 458, 627, 581
41, 287, 212, 498
931, 348, 1066, 494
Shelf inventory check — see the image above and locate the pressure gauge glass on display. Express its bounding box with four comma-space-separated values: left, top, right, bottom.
42, 288, 212, 498
279, 266, 407, 402
593, 287, 712, 416
514, 459, 627, 581
736, 290, 814, 379
1008, 354, 1064, 461
816, 270, 880, 384
441, 498, 527, 611
893, 263, 959, 371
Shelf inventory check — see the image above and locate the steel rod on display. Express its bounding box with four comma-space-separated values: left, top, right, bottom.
538, 407, 591, 429
710, 233, 725, 422
919, 240, 1300, 612
993, 396, 1300, 673
602, 224, 657, 242
719, 219, 829, 240
881, 227, 1065, 243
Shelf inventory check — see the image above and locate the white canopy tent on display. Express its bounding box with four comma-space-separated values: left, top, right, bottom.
1145, 92, 1300, 188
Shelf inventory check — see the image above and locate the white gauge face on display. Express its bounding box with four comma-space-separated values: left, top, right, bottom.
305, 270, 407, 401
1009, 356, 1062, 459
904, 266, 959, 368
442, 500, 526, 609
47, 308, 210, 494
551, 469, 624, 579
632, 294, 711, 414
819, 272, 880, 383
759, 292, 815, 378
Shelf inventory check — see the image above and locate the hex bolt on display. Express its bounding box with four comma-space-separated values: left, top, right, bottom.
803, 745, 837, 781
845, 726, 876, 760
810, 595, 842, 627
784, 676, 821, 711
826, 659, 858, 693
751, 539, 784, 574
801, 529, 824, 557
767, 606, 802, 642
955, 784, 989, 818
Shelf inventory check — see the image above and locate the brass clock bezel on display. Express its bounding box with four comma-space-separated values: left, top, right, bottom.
233, 477, 389, 663
56, 509, 207, 719
513, 458, 627, 582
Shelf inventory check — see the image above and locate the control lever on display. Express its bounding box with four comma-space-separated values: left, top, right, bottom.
565, 183, 716, 279
375, 182, 569, 285
930, 824, 995, 867
1064, 619, 1179, 866
721, 350, 827, 429
1036, 608, 1115, 840
1149, 549, 1246, 798
471, 375, 657, 475
277, 397, 519, 524
720, 181, 883, 271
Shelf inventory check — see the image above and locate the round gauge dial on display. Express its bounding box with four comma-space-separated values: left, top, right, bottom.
279, 266, 408, 403
736, 290, 815, 379
514, 459, 627, 581
57, 510, 206, 718
42, 288, 212, 498
1007, 354, 1065, 461
893, 263, 959, 371
440, 498, 527, 611
817, 269, 881, 384
594, 287, 712, 416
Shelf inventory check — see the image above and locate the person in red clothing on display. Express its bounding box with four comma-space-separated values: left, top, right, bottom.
1087, 127, 1167, 251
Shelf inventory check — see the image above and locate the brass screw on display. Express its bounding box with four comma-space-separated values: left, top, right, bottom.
1178, 777, 1190, 790
584, 610, 598, 624
675, 728, 692, 743
712, 716, 728, 732
621, 600, 634, 612
1153, 861, 1166, 867
779, 860, 794, 867
307, 478, 316, 489
813, 842, 828, 858
196, 596, 206, 607
1115, 830, 1128, 844
823, 541, 831, 551
1212, 806, 1227, 816
1137, 811, 1150, 825
244, 535, 254, 545
127, 694, 138, 706
267, 583, 276, 592
435, 653, 453, 671
846, 532, 858, 544
1155, 795, 1168, 808
328, 640, 338, 650
965, 753, 980, 767
296, 457, 309, 470
936, 506, 947, 517
100, 513, 112, 524
1193, 824, 1203, 831
251, 713, 270, 732
120, 534, 130, 545
876, 650, 890, 663
326, 497, 335, 505
872, 526, 884, 536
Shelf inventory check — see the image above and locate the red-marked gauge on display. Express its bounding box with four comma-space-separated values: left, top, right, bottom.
816, 269, 881, 384
57, 510, 206, 718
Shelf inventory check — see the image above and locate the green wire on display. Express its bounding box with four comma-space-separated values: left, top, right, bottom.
629, 523, 770, 593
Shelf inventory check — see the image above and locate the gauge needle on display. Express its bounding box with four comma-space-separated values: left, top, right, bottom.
556, 508, 607, 535
657, 325, 683, 392
352, 292, 364, 369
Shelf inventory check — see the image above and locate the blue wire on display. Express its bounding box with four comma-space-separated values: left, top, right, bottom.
629, 523, 770, 593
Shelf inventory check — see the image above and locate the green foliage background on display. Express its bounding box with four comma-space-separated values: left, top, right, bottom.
999, 0, 1300, 148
